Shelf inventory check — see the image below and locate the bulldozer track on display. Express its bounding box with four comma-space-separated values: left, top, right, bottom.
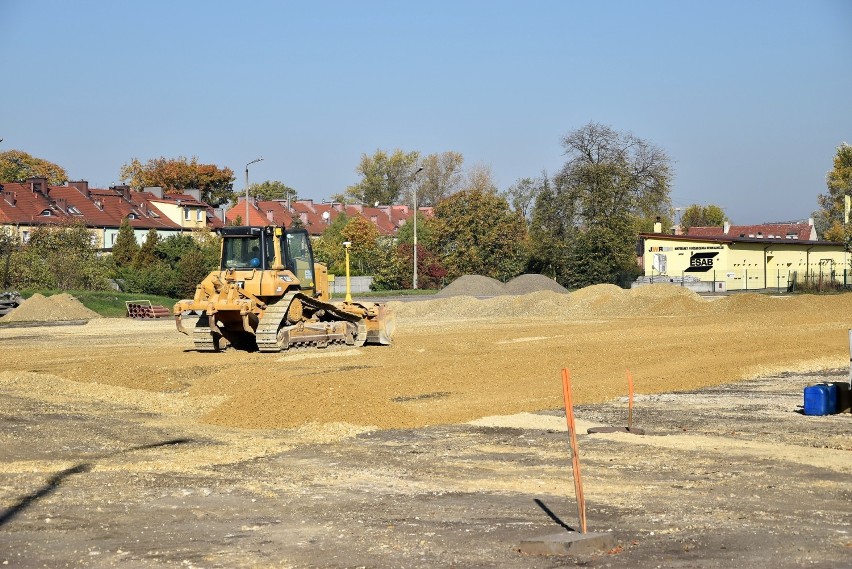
193, 314, 222, 352
255, 292, 368, 353
256, 291, 299, 352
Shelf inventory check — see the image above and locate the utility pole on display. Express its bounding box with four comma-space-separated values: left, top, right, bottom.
244, 157, 263, 225
412, 166, 424, 289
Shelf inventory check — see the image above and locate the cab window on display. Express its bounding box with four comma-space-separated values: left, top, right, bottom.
285, 231, 314, 288
222, 236, 263, 269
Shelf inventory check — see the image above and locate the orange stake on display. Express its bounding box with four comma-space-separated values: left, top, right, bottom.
561, 368, 587, 533
626, 369, 634, 430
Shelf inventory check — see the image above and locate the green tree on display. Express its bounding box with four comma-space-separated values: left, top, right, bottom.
133, 229, 161, 270
112, 218, 139, 267
176, 248, 209, 298
154, 233, 198, 267
394, 211, 431, 246
817, 142, 852, 242
340, 216, 382, 275
0, 228, 20, 289
313, 212, 349, 273
679, 204, 729, 232
8, 221, 110, 290
0, 150, 68, 185
429, 188, 527, 282
119, 156, 236, 205
565, 216, 640, 289
121, 260, 177, 297
372, 242, 447, 290
535, 123, 672, 287
345, 149, 420, 205
527, 175, 574, 281
249, 180, 298, 202
504, 174, 547, 222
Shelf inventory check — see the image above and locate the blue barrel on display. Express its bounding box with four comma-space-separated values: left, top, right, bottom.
803, 384, 837, 416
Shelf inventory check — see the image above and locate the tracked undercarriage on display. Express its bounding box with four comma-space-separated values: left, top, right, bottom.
174, 225, 394, 353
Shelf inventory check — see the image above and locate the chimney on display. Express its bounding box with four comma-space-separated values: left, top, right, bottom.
68, 180, 90, 198
266, 210, 274, 222
144, 186, 164, 199
54, 198, 68, 213
333, 203, 343, 212
723, 221, 730, 234
214, 207, 226, 222
300, 212, 308, 225
2, 190, 15, 207
653, 216, 662, 233
184, 188, 201, 201
28, 177, 48, 195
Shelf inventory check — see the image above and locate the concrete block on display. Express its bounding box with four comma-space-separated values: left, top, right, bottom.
517, 531, 615, 556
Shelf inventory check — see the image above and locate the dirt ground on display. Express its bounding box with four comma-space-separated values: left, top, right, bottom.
0, 287, 851, 567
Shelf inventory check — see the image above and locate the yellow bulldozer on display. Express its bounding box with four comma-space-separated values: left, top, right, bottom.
174, 225, 394, 352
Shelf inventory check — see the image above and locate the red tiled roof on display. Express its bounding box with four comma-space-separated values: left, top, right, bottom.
688, 223, 815, 241
0, 178, 220, 232
223, 198, 434, 237
0, 181, 73, 226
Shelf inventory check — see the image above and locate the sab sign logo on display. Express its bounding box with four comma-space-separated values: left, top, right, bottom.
684, 252, 718, 273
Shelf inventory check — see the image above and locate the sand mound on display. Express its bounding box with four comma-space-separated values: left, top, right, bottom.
628, 283, 702, 301
504, 274, 569, 295
0, 293, 100, 322
711, 293, 788, 314
570, 283, 624, 301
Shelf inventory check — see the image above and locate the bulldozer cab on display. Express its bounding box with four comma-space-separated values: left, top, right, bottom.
221, 227, 273, 270
219, 226, 317, 294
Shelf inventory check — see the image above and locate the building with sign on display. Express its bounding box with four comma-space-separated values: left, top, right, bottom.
638, 231, 848, 292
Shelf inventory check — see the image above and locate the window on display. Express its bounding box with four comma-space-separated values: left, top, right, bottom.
68, 206, 82, 215
40, 209, 52, 216
196, 209, 203, 222
184, 208, 191, 221
285, 231, 315, 289
21, 230, 30, 243
222, 235, 264, 270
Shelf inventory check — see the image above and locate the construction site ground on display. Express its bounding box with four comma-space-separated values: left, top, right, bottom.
1, 285, 851, 568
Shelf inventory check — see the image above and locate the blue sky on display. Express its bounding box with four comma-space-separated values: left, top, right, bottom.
1, 0, 850, 223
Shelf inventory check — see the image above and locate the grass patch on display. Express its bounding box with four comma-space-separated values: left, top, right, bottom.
19, 289, 180, 318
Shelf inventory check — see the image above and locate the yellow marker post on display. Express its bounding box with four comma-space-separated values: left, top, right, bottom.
343, 241, 352, 303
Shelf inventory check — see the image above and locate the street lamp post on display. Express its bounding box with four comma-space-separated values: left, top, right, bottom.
412, 166, 424, 289
244, 157, 264, 225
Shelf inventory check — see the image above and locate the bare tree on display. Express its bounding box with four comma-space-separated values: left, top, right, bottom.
557, 122, 672, 220
404, 151, 465, 207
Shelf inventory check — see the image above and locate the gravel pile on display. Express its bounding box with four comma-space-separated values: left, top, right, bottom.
504, 274, 569, 295
391, 283, 786, 321
0, 293, 101, 322
435, 275, 505, 297
436, 274, 568, 298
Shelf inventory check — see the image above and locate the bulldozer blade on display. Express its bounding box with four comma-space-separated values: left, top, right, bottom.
366, 304, 395, 346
